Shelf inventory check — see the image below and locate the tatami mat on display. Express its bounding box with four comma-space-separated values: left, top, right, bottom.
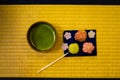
0, 5, 120, 77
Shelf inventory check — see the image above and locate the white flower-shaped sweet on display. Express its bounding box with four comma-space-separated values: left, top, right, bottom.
88, 31, 95, 38
64, 32, 72, 40
61, 43, 68, 51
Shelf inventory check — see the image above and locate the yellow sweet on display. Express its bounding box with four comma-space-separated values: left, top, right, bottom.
68, 43, 79, 54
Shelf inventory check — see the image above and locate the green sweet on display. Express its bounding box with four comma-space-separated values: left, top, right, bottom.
68, 43, 79, 54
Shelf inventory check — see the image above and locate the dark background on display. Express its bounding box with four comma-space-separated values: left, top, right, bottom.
0, 0, 120, 4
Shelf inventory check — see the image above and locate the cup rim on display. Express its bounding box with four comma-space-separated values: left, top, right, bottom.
27, 21, 57, 52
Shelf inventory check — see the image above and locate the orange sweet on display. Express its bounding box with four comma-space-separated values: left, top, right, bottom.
74, 30, 87, 42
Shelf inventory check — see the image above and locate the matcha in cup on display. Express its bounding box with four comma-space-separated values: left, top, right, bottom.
27, 21, 56, 52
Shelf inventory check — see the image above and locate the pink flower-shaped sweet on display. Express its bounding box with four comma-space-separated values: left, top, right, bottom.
64, 32, 72, 40
88, 31, 95, 38
82, 42, 95, 54
61, 43, 68, 51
